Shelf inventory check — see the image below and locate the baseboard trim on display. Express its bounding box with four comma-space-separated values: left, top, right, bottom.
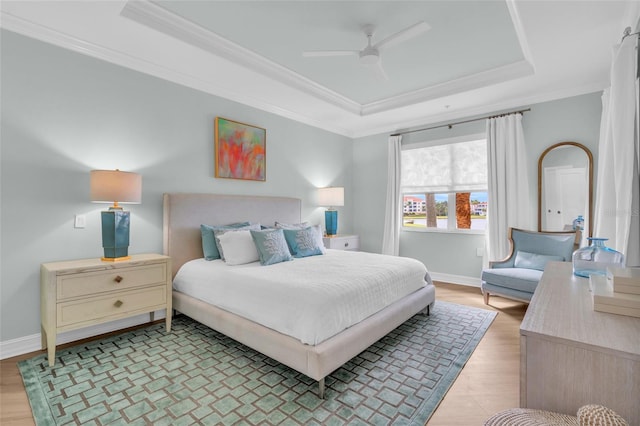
0, 310, 167, 360
430, 272, 481, 288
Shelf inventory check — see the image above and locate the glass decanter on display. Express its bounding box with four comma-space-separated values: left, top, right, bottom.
572, 237, 625, 278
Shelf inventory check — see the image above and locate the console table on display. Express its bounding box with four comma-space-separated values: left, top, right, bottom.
520, 262, 640, 424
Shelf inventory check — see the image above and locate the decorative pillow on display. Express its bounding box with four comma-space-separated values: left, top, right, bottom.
283, 226, 325, 258
250, 229, 293, 266
215, 230, 259, 266
213, 224, 261, 261
201, 222, 250, 260
514, 251, 564, 271
275, 221, 311, 230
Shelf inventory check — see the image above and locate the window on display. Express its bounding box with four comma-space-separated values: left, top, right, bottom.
401, 135, 487, 232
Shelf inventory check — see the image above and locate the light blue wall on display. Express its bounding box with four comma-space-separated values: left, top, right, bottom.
352, 92, 603, 281
0, 30, 352, 342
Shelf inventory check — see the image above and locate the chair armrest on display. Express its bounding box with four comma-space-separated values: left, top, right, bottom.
489, 258, 515, 269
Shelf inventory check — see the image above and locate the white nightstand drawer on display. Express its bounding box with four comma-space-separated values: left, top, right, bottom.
57, 285, 167, 328
323, 235, 360, 251
57, 263, 167, 300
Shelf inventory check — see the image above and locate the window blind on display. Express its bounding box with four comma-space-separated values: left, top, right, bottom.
401, 139, 487, 193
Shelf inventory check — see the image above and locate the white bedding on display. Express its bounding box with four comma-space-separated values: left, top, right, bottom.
173, 249, 431, 345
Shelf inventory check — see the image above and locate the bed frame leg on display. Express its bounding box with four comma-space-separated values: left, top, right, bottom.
318, 378, 325, 399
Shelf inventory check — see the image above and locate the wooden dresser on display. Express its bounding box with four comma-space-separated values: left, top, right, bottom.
520, 262, 640, 424
41, 253, 172, 366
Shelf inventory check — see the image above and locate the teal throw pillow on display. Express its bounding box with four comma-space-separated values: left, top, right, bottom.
250, 229, 293, 266
201, 222, 251, 260
283, 226, 324, 258
514, 250, 564, 271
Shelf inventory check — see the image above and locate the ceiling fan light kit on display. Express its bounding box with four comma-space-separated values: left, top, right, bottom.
302, 21, 430, 80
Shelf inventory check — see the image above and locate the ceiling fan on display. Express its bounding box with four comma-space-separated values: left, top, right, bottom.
302, 21, 430, 80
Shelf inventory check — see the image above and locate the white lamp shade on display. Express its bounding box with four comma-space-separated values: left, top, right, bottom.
90, 170, 142, 204
318, 187, 344, 207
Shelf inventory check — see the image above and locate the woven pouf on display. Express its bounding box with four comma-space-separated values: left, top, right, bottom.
484, 408, 579, 426
577, 405, 628, 426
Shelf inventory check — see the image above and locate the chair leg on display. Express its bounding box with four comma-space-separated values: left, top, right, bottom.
483, 291, 490, 305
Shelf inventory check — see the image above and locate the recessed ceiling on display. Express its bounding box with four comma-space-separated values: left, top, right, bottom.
1, 1, 638, 137
154, 1, 526, 105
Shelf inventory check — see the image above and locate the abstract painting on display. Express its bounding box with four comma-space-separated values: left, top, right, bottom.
215, 117, 266, 181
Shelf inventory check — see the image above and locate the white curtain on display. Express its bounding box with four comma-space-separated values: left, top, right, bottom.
593, 35, 639, 266
382, 135, 402, 255
485, 114, 532, 262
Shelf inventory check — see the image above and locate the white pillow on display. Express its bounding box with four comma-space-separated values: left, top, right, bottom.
216, 230, 260, 265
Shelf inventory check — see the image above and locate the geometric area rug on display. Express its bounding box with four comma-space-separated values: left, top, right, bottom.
19, 301, 496, 425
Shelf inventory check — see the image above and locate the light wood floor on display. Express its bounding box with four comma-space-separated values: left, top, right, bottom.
0, 282, 527, 425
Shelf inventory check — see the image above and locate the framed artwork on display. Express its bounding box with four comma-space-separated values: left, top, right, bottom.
214, 117, 266, 181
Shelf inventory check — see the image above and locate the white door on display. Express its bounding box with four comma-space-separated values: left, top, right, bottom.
544, 166, 587, 233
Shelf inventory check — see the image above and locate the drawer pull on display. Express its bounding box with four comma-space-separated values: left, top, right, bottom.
114, 275, 123, 283
114, 300, 123, 308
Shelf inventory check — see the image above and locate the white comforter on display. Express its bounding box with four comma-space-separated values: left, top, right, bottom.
173, 249, 431, 345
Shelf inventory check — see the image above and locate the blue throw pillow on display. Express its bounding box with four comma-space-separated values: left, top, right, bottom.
200, 222, 250, 260
250, 229, 293, 266
514, 250, 564, 271
283, 226, 324, 258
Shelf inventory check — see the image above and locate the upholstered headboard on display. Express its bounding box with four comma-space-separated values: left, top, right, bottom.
163, 193, 302, 277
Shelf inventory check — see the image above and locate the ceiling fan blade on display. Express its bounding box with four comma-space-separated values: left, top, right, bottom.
367, 61, 388, 81
373, 21, 430, 51
302, 50, 359, 57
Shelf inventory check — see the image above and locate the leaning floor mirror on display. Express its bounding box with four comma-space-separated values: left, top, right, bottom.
537, 141, 593, 247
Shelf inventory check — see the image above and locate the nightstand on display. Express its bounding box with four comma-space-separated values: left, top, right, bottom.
40, 253, 172, 366
323, 234, 360, 251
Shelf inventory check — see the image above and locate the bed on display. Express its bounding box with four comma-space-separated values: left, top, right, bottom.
163, 193, 436, 398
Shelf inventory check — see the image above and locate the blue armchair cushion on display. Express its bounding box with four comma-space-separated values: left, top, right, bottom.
481, 268, 543, 295
514, 250, 564, 271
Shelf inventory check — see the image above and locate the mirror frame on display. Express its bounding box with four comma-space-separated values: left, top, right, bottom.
537, 141, 594, 237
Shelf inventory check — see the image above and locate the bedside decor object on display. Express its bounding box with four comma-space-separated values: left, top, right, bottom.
572, 237, 625, 278
318, 186, 344, 236
215, 117, 266, 181
91, 169, 142, 261
607, 266, 640, 295
590, 274, 640, 318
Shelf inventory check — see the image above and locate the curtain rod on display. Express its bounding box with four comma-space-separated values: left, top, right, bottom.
390, 108, 531, 137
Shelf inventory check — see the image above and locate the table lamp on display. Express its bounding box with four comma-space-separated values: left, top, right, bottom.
318, 187, 344, 236
90, 169, 142, 261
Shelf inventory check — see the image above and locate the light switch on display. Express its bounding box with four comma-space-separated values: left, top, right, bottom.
74, 214, 86, 229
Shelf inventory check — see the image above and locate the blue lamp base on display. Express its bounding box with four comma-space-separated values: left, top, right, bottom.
325, 210, 338, 236
101, 209, 131, 261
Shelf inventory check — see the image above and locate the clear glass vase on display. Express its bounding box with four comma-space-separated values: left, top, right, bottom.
572, 237, 625, 278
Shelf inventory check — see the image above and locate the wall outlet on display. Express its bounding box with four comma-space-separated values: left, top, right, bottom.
74, 214, 86, 229
476, 247, 484, 257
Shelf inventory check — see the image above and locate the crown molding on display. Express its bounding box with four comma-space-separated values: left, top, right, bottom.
352, 80, 605, 139
361, 59, 534, 116
0, 9, 355, 137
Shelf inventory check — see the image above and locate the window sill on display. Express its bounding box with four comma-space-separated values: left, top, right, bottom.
401, 227, 486, 236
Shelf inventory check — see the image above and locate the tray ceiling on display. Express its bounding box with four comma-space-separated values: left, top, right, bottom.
1, 1, 637, 137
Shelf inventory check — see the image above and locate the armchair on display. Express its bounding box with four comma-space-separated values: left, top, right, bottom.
481, 228, 577, 304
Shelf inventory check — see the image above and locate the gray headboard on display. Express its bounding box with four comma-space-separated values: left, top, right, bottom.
163, 193, 302, 277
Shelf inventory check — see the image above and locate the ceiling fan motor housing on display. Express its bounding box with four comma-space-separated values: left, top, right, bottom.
359, 47, 380, 65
